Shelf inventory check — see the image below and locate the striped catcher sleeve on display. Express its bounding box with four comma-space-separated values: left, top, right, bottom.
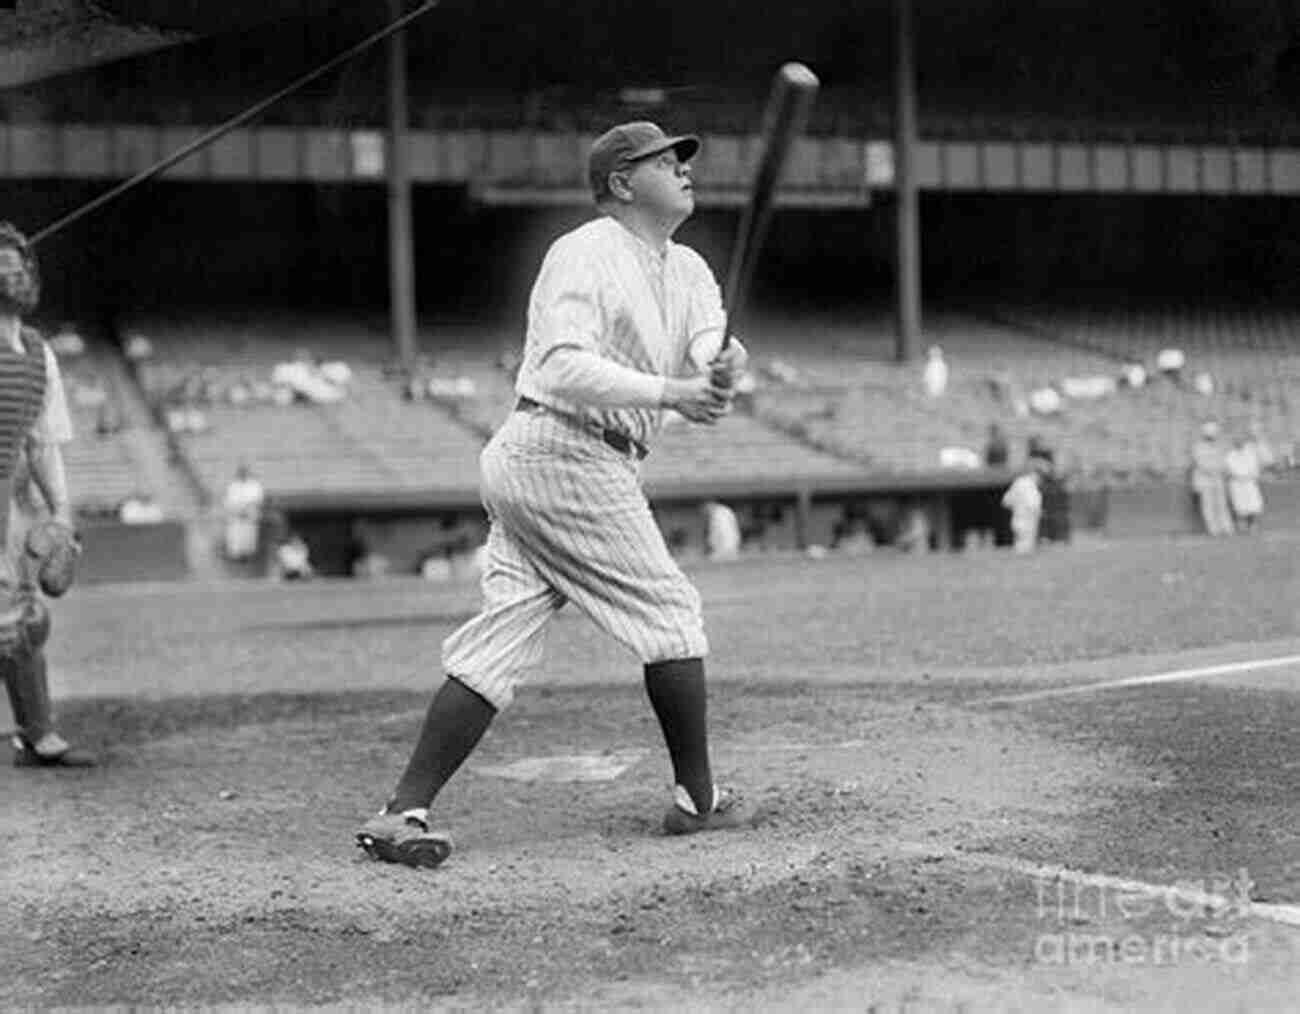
31, 344, 73, 445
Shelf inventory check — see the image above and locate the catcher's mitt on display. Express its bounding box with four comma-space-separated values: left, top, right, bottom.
24, 520, 81, 598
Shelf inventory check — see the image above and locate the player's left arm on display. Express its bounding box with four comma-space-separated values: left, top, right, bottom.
26, 344, 74, 524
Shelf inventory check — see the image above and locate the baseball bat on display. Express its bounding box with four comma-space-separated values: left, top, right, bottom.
721, 61, 819, 349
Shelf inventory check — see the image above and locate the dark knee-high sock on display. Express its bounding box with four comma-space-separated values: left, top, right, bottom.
644, 657, 713, 814
387, 676, 496, 814
2, 648, 51, 744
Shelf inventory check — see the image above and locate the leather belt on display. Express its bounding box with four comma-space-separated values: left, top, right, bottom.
515, 396, 648, 460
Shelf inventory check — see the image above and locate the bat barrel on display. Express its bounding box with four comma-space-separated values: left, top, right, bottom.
724, 63, 819, 342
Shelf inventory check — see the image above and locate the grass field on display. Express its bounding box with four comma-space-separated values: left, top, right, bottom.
4, 531, 1300, 1010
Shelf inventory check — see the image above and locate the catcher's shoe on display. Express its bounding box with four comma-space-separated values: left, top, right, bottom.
355, 809, 453, 869
662, 784, 758, 836
12, 735, 97, 768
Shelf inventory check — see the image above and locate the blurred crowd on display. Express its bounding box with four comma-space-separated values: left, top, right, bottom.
125, 335, 357, 437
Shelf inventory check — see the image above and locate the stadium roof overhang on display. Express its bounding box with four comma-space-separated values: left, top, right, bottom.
0, 0, 341, 89
0, 1, 192, 88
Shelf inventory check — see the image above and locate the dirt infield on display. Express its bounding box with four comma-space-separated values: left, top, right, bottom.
4, 534, 1300, 1009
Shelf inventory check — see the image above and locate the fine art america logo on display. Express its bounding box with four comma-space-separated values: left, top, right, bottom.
1032, 868, 1253, 966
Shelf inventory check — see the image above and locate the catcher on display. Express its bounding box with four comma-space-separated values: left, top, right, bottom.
0, 223, 93, 768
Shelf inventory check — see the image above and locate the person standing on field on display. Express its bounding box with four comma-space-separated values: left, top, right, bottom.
356, 122, 755, 869
222, 463, 265, 561
0, 224, 95, 768
1224, 429, 1264, 532
1190, 421, 1233, 537
1002, 462, 1043, 555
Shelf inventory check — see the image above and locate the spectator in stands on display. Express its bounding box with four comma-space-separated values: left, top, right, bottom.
1225, 429, 1265, 533
922, 345, 948, 398
222, 464, 265, 562
1002, 461, 1044, 555
124, 332, 153, 362
226, 377, 254, 407
49, 323, 84, 358
983, 423, 1009, 469
118, 491, 164, 525
165, 402, 208, 436
273, 532, 314, 581
1028, 385, 1063, 416
271, 348, 348, 405
1190, 421, 1233, 537
1061, 375, 1116, 401
1119, 360, 1147, 390
939, 445, 980, 469
1156, 348, 1185, 385
701, 500, 741, 561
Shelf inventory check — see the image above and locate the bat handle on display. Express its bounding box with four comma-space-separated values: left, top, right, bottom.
710, 334, 736, 390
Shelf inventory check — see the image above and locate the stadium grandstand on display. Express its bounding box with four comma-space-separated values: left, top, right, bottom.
3, 0, 1300, 578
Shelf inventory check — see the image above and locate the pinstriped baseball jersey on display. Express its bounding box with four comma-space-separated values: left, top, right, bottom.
514, 216, 725, 448
442, 214, 722, 711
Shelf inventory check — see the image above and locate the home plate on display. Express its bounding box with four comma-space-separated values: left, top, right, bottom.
474, 750, 648, 783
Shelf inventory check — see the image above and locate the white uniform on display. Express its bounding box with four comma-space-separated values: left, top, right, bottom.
222, 476, 265, 560
442, 217, 725, 710
1002, 473, 1042, 554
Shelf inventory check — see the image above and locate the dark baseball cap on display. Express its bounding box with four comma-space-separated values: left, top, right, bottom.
588, 121, 700, 200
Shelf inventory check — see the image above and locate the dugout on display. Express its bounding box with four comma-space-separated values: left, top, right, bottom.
260, 468, 1106, 578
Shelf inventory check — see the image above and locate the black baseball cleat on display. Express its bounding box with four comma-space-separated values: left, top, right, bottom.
12, 736, 98, 768
662, 785, 759, 836
356, 810, 453, 869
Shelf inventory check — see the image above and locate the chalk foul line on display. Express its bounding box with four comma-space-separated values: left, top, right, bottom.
984, 653, 1300, 707
898, 842, 1300, 929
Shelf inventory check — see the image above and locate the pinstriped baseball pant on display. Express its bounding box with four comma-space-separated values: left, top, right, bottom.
442, 407, 708, 710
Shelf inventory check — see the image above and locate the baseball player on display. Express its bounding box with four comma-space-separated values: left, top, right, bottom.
357, 121, 753, 868
0, 224, 94, 768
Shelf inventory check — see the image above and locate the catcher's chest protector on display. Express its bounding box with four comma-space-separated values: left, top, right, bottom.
0, 331, 47, 545
0, 331, 47, 482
